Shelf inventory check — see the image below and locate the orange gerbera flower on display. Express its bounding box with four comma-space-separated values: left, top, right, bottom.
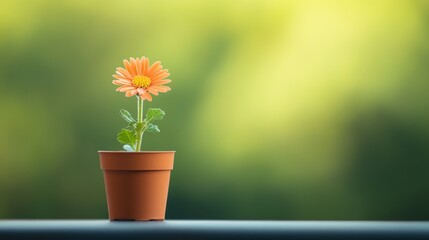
112, 57, 171, 101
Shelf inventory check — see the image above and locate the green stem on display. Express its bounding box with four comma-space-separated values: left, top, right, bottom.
137, 96, 141, 122
135, 96, 144, 151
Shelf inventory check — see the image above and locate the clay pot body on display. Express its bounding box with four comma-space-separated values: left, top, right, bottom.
98, 151, 174, 221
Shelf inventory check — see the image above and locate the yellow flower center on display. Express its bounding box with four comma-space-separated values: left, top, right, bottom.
132, 75, 151, 88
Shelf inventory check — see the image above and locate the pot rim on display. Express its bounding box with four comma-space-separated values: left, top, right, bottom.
99, 151, 175, 170
98, 150, 176, 153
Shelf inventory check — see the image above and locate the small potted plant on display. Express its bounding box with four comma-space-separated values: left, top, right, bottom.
98, 56, 174, 221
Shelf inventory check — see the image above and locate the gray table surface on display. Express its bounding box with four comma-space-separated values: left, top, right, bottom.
0, 220, 429, 239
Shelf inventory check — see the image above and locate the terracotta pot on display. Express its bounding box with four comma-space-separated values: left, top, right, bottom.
98, 151, 175, 221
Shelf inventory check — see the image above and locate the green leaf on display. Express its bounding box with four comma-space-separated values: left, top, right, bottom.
145, 123, 160, 133
119, 109, 136, 124
134, 122, 145, 133
117, 128, 136, 145
145, 108, 165, 122
123, 144, 134, 151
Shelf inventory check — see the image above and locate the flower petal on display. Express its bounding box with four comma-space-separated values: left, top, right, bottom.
142, 57, 150, 76
124, 59, 137, 77
112, 74, 132, 81
137, 88, 145, 95
125, 89, 138, 97
130, 58, 139, 76
150, 68, 167, 78
116, 67, 133, 79
151, 72, 170, 82
135, 58, 142, 75
114, 71, 131, 80
139, 57, 145, 75
146, 87, 159, 96
150, 85, 171, 93
141, 91, 152, 101
113, 80, 132, 85
148, 61, 162, 77
117, 86, 136, 92
151, 79, 171, 85
142, 92, 152, 102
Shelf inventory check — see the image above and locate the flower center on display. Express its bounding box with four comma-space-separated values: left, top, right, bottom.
132, 75, 151, 88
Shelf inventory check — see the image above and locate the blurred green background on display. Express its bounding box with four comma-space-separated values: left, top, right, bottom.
1, 0, 429, 220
